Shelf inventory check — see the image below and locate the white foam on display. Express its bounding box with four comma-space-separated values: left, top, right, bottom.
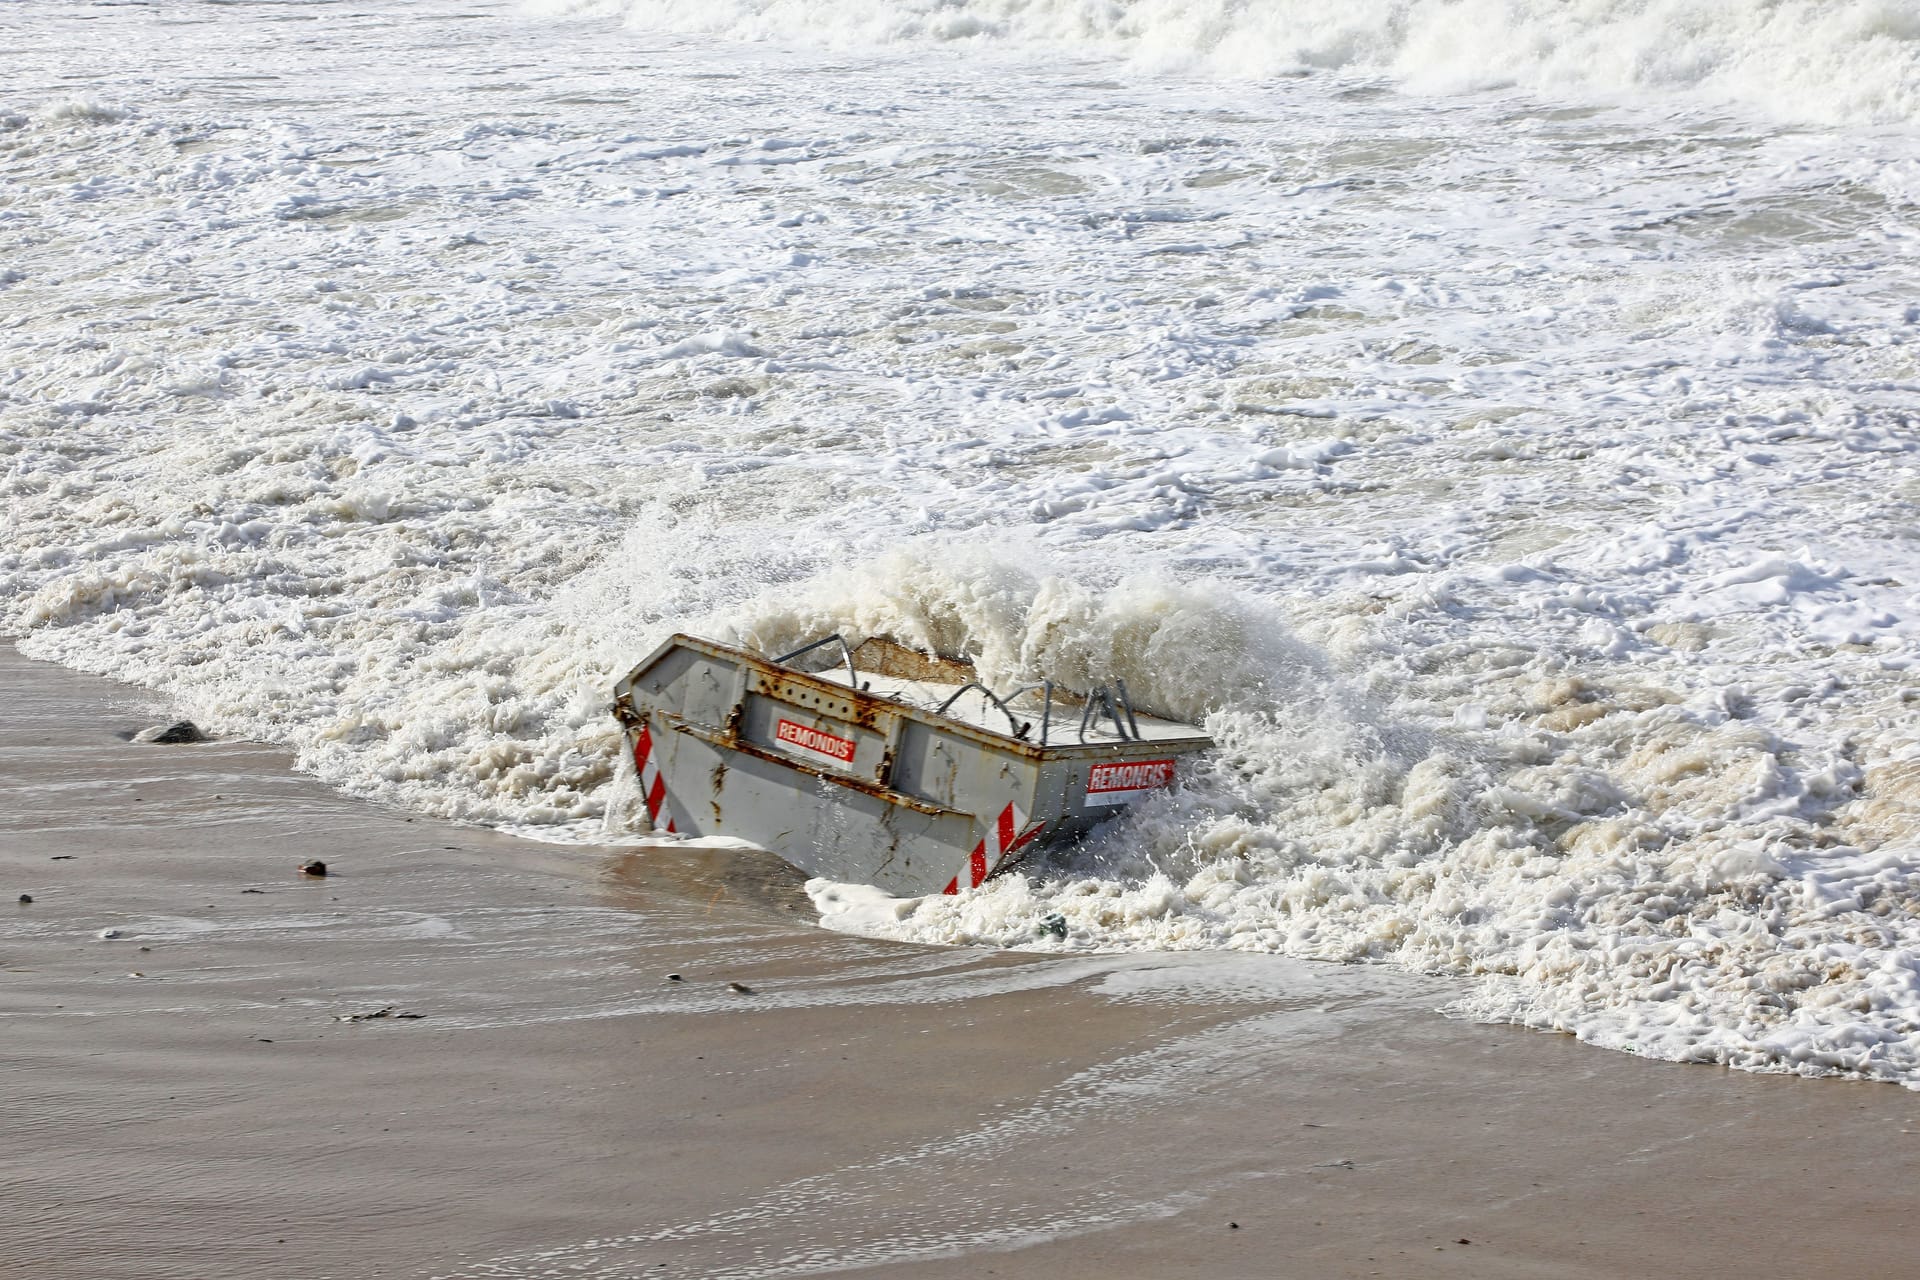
32, 94, 130, 124
538, 0, 1920, 126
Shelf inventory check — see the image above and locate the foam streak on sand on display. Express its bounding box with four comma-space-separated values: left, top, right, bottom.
2, 0, 1920, 1087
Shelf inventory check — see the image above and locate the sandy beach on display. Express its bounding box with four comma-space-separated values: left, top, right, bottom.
2, 640, 1915, 1278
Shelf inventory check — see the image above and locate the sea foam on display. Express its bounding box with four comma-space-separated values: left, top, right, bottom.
535, 0, 1920, 126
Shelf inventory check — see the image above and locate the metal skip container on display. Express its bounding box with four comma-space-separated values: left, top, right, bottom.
610, 633, 1213, 897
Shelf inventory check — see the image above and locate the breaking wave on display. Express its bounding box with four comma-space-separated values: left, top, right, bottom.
532, 0, 1920, 126
762, 550, 1920, 1091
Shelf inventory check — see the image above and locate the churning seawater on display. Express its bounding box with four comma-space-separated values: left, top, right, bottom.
3, 0, 1919, 1085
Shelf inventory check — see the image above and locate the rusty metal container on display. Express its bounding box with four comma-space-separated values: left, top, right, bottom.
610, 634, 1212, 897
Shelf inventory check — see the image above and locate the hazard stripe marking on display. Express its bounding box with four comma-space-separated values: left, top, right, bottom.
632, 723, 677, 835
942, 801, 1043, 895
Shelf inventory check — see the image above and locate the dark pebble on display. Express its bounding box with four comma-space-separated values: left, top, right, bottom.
1229, 1222, 1239, 1230
299, 860, 327, 877
135, 720, 207, 744
17, 894, 32, 904
727, 981, 754, 994
666, 973, 683, 982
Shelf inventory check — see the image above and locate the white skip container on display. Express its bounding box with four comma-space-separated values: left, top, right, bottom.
611, 634, 1213, 897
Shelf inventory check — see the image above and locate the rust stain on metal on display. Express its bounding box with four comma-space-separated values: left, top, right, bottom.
611, 632, 1213, 897
669, 712, 967, 819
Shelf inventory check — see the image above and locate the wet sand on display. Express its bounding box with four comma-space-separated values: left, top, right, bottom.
3, 642, 1917, 1279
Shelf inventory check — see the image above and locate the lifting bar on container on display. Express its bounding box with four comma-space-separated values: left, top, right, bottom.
610, 633, 1213, 898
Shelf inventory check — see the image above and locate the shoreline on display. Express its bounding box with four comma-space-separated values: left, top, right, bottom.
3, 641, 1917, 1278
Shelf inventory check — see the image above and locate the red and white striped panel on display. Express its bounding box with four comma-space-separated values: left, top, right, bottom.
632, 724, 677, 835
941, 802, 1044, 895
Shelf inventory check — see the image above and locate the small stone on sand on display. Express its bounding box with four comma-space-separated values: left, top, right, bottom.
727, 981, 754, 995
134, 720, 207, 744
17, 894, 32, 904
299, 860, 327, 877
336, 1004, 425, 1022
